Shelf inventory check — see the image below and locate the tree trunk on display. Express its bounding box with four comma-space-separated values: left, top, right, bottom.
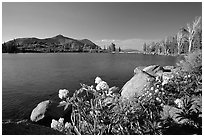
177, 42, 180, 54
188, 39, 192, 53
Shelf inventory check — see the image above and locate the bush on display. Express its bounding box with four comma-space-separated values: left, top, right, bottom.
177, 49, 202, 75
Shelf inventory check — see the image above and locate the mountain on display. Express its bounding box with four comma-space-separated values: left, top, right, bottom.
2, 35, 100, 53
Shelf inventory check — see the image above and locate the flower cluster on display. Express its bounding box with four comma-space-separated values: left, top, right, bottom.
58, 89, 69, 99
139, 79, 165, 107
51, 118, 72, 134
174, 98, 183, 108
95, 76, 109, 91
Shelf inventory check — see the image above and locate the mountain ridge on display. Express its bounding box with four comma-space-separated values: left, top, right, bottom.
2, 34, 101, 53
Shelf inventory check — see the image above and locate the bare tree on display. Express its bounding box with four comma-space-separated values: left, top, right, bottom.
177, 28, 188, 54
186, 16, 201, 53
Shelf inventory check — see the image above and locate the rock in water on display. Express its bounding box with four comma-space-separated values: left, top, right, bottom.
30, 100, 51, 122
30, 100, 72, 127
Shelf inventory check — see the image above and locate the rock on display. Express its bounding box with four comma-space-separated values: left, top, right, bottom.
142, 65, 167, 77
121, 68, 155, 99
30, 100, 51, 122
2, 120, 64, 135
122, 65, 175, 99
30, 100, 72, 127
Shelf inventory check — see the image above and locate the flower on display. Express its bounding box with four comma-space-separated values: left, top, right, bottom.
58, 118, 64, 123
64, 122, 72, 129
160, 103, 164, 107
51, 119, 58, 129
174, 99, 183, 108
95, 77, 102, 84
58, 89, 69, 99
156, 97, 161, 102
155, 89, 159, 93
150, 87, 154, 90
96, 81, 109, 91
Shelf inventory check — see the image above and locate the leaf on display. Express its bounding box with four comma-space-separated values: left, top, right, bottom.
64, 103, 70, 111
57, 101, 67, 107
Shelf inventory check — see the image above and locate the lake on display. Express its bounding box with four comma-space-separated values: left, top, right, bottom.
2, 53, 178, 120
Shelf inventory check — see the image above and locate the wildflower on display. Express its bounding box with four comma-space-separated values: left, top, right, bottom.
156, 97, 161, 102
90, 85, 94, 90
90, 111, 94, 115
51, 119, 58, 129
160, 103, 164, 107
155, 89, 159, 93
58, 118, 64, 123
174, 99, 183, 108
95, 77, 102, 84
150, 87, 154, 90
149, 93, 152, 96
96, 81, 109, 91
64, 122, 72, 129
188, 74, 191, 78
58, 89, 69, 99
156, 85, 160, 88
161, 87, 164, 91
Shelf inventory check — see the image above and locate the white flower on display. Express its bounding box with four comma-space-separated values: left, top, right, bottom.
188, 74, 191, 78
95, 77, 102, 84
58, 89, 69, 99
155, 89, 159, 93
65, 122, 72, 129
58, 118, 64, 123
96, 81, 109, 91
156, 85, 160, 88
51, 119, 58, 129
149, 93, 152, 96
174, 99, 183, 108
156, 97, 161, 102
150, 87, 154, 90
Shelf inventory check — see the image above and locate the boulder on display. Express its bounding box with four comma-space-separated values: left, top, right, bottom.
121, 65, 174, 99
121, 68, 155, 99
30, 100, 72, 127
30, 100, 51, 122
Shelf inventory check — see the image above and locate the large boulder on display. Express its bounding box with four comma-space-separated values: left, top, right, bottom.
121, 65, 174, 99
121, 68, 155, 99
30, 100, 72, 127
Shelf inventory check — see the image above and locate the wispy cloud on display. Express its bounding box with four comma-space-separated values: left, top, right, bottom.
94, 38, 159, 51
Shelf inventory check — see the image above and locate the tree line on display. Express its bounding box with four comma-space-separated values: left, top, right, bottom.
143, 16, 202, 55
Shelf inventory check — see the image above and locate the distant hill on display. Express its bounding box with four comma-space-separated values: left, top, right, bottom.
2, 35, 100, 53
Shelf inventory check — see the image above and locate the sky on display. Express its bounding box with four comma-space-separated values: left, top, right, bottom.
2, 2, 202, 50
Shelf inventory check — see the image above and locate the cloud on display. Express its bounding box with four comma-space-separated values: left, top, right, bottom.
94, 38, 158, 51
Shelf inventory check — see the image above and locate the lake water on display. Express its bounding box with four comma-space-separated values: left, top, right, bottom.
2, 53, 177, 120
